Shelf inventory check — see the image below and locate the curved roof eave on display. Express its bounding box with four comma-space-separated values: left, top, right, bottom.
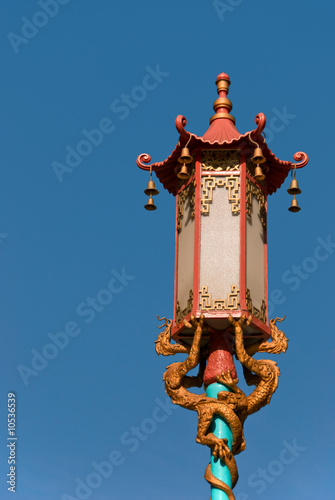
137, 114, 306, 196
137, 72, 308, 196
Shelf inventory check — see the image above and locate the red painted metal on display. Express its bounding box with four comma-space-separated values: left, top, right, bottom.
293, 151, 309, 169
137, 109, 308, 196
173, 194, 179, 325
193, 151, 202, 314
264, 181, 269, 326
204, 332, 237, 386
239, 151, 247, 312
201, 118, 241, 143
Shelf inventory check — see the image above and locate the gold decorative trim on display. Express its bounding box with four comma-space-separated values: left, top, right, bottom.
201, 175, 240, 216
199, 285, 239, 310
210, 113, 235, 124
177, 181, 195, 232
246, 288, 267, 322
175, 289, 193, 323
213, 97, 232, 113
202, 150, 240, 172
246, 179, 266, 227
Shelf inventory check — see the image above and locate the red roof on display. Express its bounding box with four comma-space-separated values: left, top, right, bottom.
137, 73, 308, 196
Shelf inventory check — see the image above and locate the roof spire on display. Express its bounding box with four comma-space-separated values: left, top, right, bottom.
201, 72, 240, 143
210, 72, 235, 124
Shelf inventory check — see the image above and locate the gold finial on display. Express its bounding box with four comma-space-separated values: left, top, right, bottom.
209, 73, 235, 124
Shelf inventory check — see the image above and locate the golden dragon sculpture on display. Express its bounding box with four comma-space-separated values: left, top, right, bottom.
155, 314, 288, 499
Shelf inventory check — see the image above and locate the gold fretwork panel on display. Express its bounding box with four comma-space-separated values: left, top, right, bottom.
199, 285, 239, 310
177, 181, 195, 233
246, 179, 266, 227
176, 289, 193, 323
201, 176, 240, 216
202, 150, 240, 172
246, 288, 267, 322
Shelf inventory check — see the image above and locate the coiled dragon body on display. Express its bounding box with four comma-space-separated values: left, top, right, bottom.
155, 314, 288, 499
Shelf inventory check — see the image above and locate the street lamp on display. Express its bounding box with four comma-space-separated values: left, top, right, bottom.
137, 72, 308, 500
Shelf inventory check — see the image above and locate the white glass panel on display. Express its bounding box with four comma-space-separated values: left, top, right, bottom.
200, 180, 240, 307
177, 193, 194, 313
246, 193, 265, 310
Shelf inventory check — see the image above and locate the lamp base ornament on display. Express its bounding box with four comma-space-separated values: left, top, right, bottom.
155, 314, 287, 499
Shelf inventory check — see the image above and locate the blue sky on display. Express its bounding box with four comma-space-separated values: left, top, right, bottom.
1, 0, 334, 499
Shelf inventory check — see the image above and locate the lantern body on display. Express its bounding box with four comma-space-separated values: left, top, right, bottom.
173, 148, 268, 344
136, 71, 308, 345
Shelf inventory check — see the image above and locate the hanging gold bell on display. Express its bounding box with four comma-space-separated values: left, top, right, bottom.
254, 164, 265, 181
288, 196, 301, 213
178, 147, 193, 164
177, 163, 190, 180
251, 147, 266, 164
144, 179, 159, 196
287, 178, 301, 195
144, 196, 157, 211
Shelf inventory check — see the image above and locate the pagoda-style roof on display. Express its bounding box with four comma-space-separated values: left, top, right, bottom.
137, 73, 308, 196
